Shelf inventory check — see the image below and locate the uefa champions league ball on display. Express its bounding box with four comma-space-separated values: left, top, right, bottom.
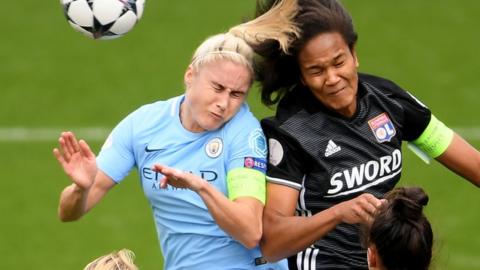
61, 0, 145, 40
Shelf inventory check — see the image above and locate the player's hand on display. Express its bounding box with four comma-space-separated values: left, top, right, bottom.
53, 131, 97, 190
333, 193, 385, 225
152, 164, 206, 192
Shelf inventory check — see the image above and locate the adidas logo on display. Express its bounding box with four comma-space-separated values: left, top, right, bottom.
325, 140, 341, 157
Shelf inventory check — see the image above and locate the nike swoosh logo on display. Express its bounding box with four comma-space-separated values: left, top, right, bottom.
145, 145, 166, 153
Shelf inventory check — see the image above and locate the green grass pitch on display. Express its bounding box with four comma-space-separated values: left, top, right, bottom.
1, 0, 478, 269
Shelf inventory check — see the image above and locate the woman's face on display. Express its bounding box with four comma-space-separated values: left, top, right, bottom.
298, 32, 359, 117
182, 60, 252, 132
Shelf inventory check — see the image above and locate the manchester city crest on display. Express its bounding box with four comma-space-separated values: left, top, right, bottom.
205, 137, 223, 158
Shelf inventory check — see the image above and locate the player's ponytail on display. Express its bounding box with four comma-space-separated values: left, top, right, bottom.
228, 0, 300, 54
189, 0, 299, 80
368, 187, 433, 270
390, 186, 429, 222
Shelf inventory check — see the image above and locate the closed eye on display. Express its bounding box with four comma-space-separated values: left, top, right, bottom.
333, 54, 346, 68
230, 91, 246, 99
212, 82, 224, 91
308, 68, 324, 75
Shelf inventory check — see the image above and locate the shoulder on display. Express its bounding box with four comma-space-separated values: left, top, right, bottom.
225, 103, 261, 131
224, 103, 264, 145
360, 73, 404, 92
261, 87, 309, 141
129, 95, 182, 125
223, 103, 268, 157
359, 73, 411, 99
134, 96, 180, 117
261, 116, 280, 134
359, 73, 430, 108
273, 85, 310, 124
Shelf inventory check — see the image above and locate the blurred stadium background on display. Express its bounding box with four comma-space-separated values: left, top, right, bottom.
1, 0, 478, 269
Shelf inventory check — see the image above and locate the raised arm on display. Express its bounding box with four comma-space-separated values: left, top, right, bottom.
54, 132, 116, 221
261, 183, 383, 262
57, 171, 116, 221
436, 133, 480, 187
153, 164, 263, 249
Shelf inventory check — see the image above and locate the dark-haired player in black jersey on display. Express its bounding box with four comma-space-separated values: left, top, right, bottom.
367, 186, 433, 270
252, 0, 480, 269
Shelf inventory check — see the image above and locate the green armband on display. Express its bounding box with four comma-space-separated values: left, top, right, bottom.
227, 168, 266, 204
412, 115, 454, 158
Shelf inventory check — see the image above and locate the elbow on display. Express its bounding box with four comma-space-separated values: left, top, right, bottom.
259, 225, 280, 262
260, 239, 282, 263
58, 209, 82, 222
243, 239, 261, 250
240, 229, 262, 249
260, 214, 285, 263
238, 216, 263, 249
58, 213, 80, 222
259, 213, 283, 262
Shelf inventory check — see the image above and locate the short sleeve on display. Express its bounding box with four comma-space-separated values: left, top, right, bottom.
261, 118, 306, 190
397, 91, 432, 141
226, 112, 268, 172
224, 108, 268, 203
96, 112, 136, 183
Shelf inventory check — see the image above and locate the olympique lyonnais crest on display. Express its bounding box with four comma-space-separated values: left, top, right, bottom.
368, 113, 396, 143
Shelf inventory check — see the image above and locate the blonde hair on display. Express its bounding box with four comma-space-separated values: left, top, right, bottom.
190, 0, 299, 76
84, 249, 138, 270
190, 33, 255, 76
229, 0, 300, 53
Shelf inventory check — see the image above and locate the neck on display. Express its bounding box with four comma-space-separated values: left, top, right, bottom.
337, 99, 357, 118
179, 100, 203, 133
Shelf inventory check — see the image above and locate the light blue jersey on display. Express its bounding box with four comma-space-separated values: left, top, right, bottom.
97, 95, 287, 270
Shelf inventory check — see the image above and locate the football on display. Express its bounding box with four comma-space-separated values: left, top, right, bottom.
61, 0, 145, 40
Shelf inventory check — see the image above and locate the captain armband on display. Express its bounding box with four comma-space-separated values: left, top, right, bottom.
411, 114, 454, 159
227, 168, 266, 204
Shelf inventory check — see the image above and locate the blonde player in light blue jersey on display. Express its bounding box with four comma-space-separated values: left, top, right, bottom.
54, 1, 300, 269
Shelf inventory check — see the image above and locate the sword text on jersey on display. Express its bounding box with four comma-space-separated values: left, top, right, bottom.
327, 149, 402, 196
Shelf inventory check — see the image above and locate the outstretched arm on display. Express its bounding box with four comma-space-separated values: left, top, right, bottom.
410, 115, 480, 187
261, 183, 384, 262
153, 164, 263, 249
436, 133, 480, 187
54, 132, 116, 221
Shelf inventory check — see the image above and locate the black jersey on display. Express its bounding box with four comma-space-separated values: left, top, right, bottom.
261, 73, 431, 270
